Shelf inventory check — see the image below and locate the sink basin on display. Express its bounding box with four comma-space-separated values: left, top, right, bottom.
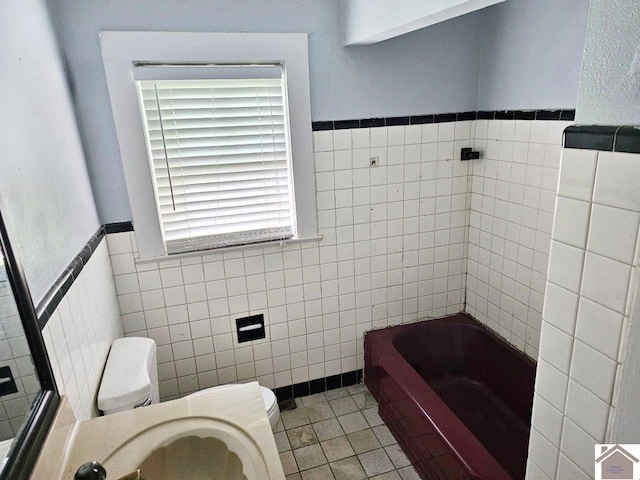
103, 419, 266, 479
139, 435, 245, 480
103, 417, 266, 479
60, 382, 284, 480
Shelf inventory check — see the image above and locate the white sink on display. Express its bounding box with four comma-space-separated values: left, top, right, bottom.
60, 382, 284, 480
138, 435, 245, 480
104, 419, 265, 479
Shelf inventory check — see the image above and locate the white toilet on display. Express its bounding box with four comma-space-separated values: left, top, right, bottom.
97, 337, 280, 429
188, 384, 280, 429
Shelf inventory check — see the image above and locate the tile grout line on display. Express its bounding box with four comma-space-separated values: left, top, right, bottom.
278, 383, 415, 479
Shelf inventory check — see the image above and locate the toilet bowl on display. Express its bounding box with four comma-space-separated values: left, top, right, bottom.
189, 385, 280, 429
97, 337, 280, 429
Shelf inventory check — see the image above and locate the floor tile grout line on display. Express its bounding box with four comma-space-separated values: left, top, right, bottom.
278, 384, 416, 479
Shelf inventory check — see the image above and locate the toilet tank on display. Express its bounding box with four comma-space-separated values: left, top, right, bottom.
97, 337, 159, 415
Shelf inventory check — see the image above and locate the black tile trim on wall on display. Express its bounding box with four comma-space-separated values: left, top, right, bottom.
36, 222, 135, 329
36, 226, 105, 329
564, 125, 640, 154
274, 369, 363, 402
104, 221, 134, 234
311, 109, 576, 131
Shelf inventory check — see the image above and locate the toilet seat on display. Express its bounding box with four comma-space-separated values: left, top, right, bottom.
189, 384, 279, 428
261, 386, 278, 416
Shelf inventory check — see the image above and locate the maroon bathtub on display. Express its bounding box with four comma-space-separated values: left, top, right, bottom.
365, 314, 536, 480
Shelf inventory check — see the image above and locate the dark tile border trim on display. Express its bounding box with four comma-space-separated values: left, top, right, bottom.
312, 109, 575, 131
36, 226, 105, 329
564, 125, 640, 154
274, 369, 363, 402
36, 222, 137, 328
616, 127, 640, 154
104, 221, 134, 234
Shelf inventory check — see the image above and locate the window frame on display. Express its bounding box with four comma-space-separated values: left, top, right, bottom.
100, 31, 318, 259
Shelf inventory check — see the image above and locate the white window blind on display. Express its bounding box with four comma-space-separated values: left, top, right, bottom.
134, 64, 294, 254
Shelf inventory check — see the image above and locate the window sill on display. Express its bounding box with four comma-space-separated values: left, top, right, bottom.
134, 234, 323, 264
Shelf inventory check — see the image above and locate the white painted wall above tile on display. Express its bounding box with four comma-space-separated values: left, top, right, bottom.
0, 0, 101, 304
576, 0, 640, 124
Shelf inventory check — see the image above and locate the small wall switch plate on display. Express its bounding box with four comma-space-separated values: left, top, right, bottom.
370, 156, 379, 167
236, 314, 266, 343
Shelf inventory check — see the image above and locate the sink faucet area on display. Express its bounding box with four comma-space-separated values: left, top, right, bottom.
60, 383, 284, 480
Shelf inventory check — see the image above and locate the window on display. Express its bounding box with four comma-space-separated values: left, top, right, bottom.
136, 66, 293, 253
100, 32, 318, 259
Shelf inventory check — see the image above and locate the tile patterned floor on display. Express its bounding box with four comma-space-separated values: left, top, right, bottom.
274, 384, 421, 480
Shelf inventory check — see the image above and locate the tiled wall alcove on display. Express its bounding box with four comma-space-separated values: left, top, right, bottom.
467, 119, 568, 358
107, 117, 569, 401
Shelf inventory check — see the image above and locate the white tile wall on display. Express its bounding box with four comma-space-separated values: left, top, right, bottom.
527, 149, 640, 480
105, 119, 578, 403
109, 121, 474, 400
0, 279, 39, 440
41, 239, 123, 421
466, 119, 570, 358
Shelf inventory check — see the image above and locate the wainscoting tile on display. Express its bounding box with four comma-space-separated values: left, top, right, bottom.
587, 204, 640, 264
594, 151, 640, 211
552, 197, 591, 249
574, 298, 624, 360
565, 381, 609, 442
547, 241, 584, 294
580, 252, 631, 314
557, 148, 597, 202
570, 341, 616, 403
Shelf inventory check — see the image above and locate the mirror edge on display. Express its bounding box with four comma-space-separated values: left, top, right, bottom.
1, 392, 59, 480
0, 208, 60, 480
